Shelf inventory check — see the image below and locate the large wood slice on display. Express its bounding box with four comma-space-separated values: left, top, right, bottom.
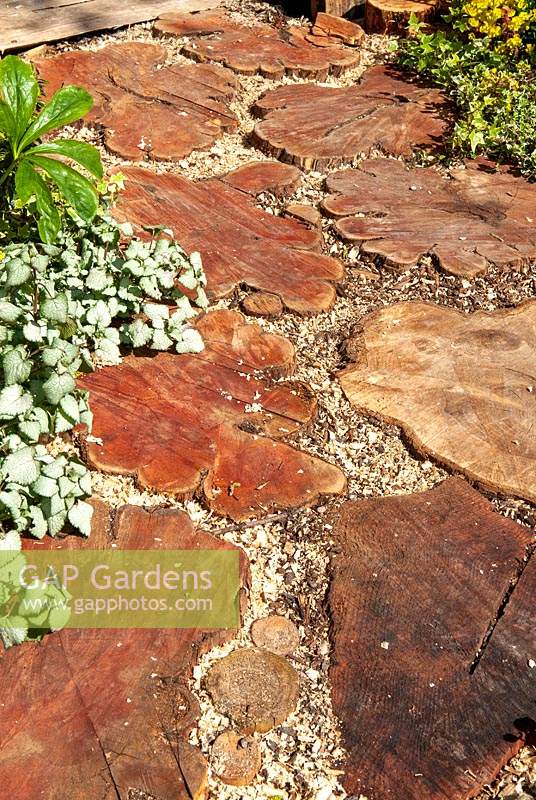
322, 158, 536, 277
115, 162, 344, 313
364, 0, 439, 34
0, 500, 249, 800
34, 43, 238, 161
155, 10, 360, 78
251, 66, 449, 169
330, 478, 535, 800
79, 310, 346, 520
339, 301, 536, 503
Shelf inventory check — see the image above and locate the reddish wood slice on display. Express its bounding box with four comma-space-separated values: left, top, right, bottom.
242, 292, 284, 318
340, 301, 536, 503
252, 66, 450, 170
79, 310, 346, 520
364, 0, 439, 34
0, 500, 249, 800
284, 203, 322, 229
323, 158, 536, 277
312, 12, 366, 44
155, 10, 360, 78
330, 478, 535, 800
34, 43, 238, 161
115, 163, 344, 313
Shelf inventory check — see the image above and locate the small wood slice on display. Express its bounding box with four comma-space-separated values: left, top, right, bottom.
155, 11, 361, 79
0, 500, 248, 800
252, 65, 449, 170
250, 616, 300, 656
205, 648, 300, 734
313, 12, 366, 44
242, 292, 283, 318
364, 0, 439, 34
322, 159, 536, 277
115, 163, 344, 314
34, 43, 238, 161
285, 203, 322, 229
329, 478, 535, 799
339, 301, 536, 503
79, 310, 346, 520
211, 731, 262, 786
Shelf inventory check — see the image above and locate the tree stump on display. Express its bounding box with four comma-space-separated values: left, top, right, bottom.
79, 310, 346, 520
339, 301, 536, 503
364, 0, 439, 34
34, 43, 238, 161
329, 478, 535, 799
252, 66, 449, 169
155, 10, 361, 78
0, 500, 249, 800
322, 158, 536, 277
115, 162, 344, 314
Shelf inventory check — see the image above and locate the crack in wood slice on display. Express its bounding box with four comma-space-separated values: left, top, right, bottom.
323, 158, 536, 277
329, 478, 535, 800
251, 66, 450, 170
115, 162, 344, 313
155, 10, 361, 78
0, 499, 249, 800
364, 0, 439, 34
33, 42, 238, 161
79, 310, 346, 520
339, 301, 536, 503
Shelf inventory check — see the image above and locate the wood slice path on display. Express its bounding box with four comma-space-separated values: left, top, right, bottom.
115, 162, 344, 313
329, 478, 535, 800
322, 158, 536, 277
0, 500, 249, 800
155, 10, 361, 78
79, 310, 346, 520
34, 43, 238, 161
339, 301, 536, 503
251, 66, 450, 169
0, 0, 220, 53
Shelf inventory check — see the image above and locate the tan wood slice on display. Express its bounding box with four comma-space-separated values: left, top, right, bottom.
284, 203, 322, 228
364, 0, 439, 34
339, 300, 536, 503
79, 310, 346, 520
329, 478, 535, 799
34, 43, 238, 161
322, 158, 536, 277
0, 499, 249, 800
252, 65, 449, 170
0, 0, 220, 53
242, 292, 284, 318
115, 162, 344, 313
211, 731, 262, 786
312, 12, 366, 44
155, 10, 361, 78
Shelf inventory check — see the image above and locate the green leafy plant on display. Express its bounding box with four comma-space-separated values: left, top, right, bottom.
0, 55, 102, 242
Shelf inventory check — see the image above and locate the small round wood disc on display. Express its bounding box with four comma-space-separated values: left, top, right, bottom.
250, 615, 300, 656
205, 648, 300, 733
211, 731, 262, 786
241, 292, 283, 318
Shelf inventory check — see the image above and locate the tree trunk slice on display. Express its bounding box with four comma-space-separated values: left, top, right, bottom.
33, 43, 238, 162
0, 499, 249, 800
155, 10, 361, 78
115, 163, 344, 314
364, 0, 439, 34
79, 310, 346, 520
312, 12, 366, 44
339, 301, 536, 503
284, 203, 322, 229
222, 160, 303, 198
329, 478, 535, 800
242, 292, 284, 318
205, 648, 300, 733
251, 65, 450, 170
211, 731, 262, 786
322, 159, 536, 277
250, 615, 301, 655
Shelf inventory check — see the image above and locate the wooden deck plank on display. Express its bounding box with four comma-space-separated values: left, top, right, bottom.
0, 0, 220, 53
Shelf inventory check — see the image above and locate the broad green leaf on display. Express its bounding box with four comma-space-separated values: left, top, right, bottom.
26, 139, 103, 178
58, 476, 76, 498
0, 56, 39, 146
59, 394, 80, 423
3, 447, 40, 486
41, 293, 68, 323
27, 154, 98, 222
68, 500, 93, 537
18, 420, 42, 442
22, 321, 44, 342
30, 475, 58, 497
0, 300, 22, 323
3, 347, 31, 385
86, 300, 112, 328
28, 506, 48, 539
18, 85, 93, 150
14, 160, 60, 243
0, 101, 17, 143
126, 319, 152, 348
0, 384, 33, 418
47, 511, 67, 536
42, 371, 75, 405
5, 257, 31, 287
